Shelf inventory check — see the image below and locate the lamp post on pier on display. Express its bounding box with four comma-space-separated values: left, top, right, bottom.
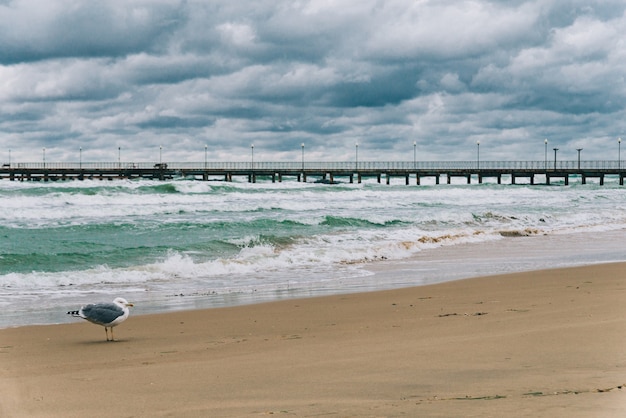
355, 142, 359, 171
79, 147, 82, 169
413, 141, 416, 170
553, 148, 559, 170
250, 144, 255, 183
204, 145, 208, 169
301, 143, 305, 171
476, 140, 480, 170
576, 148, 583, 169
619, 138, 622, 172
43, 147, 46, 168
118, 147, 121, 168
544, 139, 548, 170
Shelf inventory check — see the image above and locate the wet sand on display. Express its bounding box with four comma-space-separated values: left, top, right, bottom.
1, 263, 625, 417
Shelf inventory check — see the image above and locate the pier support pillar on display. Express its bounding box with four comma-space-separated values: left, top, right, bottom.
435, 175, 440, 185
358, 174, 362, 184
349, 174, 353, 184
377, 174, 381, 183
405, 174, 409, 185
466, 175, 471, 184
416, 175, 420, 185
447, 174, 451, 184
600, 175, 604, 186
386, 174, 390, 185
478, 174, 483, 184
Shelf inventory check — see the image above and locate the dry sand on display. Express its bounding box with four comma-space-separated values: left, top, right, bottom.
1, 263, 625, 417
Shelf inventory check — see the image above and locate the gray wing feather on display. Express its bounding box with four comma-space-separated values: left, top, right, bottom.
81, 303, 124, 326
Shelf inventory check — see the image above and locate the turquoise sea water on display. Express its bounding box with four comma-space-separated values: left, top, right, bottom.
2, 175, 626, 327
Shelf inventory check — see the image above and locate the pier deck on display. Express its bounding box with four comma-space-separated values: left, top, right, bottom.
1, 161, 625, 185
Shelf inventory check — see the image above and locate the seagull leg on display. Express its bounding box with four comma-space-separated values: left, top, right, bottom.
105, 327, 111, 341
110, 327, 115, 342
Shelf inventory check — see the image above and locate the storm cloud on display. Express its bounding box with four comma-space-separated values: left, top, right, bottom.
1, 0, 625, 163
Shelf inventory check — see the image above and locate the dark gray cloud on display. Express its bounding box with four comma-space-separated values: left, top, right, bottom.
1, 0, 625, 164
0, 1, 183, 63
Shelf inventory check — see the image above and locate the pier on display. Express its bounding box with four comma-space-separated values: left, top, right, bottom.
1, 161, 625, 185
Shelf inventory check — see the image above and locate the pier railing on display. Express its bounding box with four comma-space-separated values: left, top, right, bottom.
9, 160, 626, 170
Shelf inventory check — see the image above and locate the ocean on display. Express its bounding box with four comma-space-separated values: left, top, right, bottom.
2, 174, 626, 328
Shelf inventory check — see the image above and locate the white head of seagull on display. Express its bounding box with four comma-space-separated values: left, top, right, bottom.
67, 297, 134, 341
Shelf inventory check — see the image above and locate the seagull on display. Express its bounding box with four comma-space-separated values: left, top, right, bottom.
67, 297, 134, 341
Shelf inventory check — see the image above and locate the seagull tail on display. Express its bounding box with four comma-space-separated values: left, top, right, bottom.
67, 310, 81, 317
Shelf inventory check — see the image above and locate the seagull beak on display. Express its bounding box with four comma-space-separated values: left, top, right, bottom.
126, 303, 134, 307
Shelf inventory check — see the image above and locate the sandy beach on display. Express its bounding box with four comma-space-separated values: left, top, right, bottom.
1, 263, 625, 417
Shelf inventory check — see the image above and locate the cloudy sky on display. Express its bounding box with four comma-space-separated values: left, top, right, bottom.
1, 0, 625, 164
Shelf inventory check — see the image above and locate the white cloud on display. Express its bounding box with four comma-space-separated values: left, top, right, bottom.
439, 73, 465, 93
364, 0, 539, 59
217, 22, 258, 48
